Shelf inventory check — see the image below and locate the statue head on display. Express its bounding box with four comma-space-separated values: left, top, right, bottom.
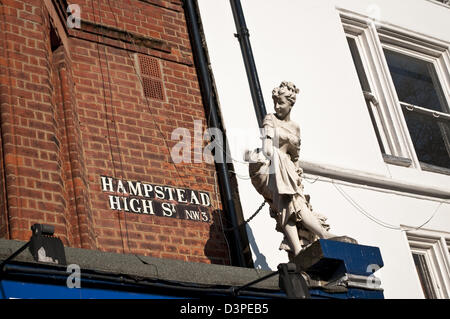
272, 81, 299, 106
272, 81, 299, 119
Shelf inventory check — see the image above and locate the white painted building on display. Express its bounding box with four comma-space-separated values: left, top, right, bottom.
197, 0, 450, 299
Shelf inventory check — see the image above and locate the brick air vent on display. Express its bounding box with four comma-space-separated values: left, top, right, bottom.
142, 77, 164, 101
139, 55, 161, 78
138, 55, 164, 101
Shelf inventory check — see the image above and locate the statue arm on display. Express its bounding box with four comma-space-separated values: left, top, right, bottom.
262, 126, 274, 158
262, 115, 275, 159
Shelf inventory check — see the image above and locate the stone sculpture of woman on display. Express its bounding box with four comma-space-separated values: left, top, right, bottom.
245, 81, 355, 261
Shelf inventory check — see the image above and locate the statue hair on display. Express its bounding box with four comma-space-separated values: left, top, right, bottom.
272, 81, 300, 105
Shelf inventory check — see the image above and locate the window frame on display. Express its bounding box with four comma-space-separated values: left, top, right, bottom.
340, 10, 450, 174
411, 251, 439, 299
379, 31, 450, 173
341, 16, 402, 159
406, 229, 450, 299
346, 35, 387, 155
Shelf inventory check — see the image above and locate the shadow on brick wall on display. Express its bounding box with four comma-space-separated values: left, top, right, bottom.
204, 210, 233, 266
204, 210, 270, 269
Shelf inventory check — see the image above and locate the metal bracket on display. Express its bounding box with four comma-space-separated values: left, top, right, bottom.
231, 263, 310, 299
0, 224, 67, 272
278, 263, 310, 299
305, 273, 383, 293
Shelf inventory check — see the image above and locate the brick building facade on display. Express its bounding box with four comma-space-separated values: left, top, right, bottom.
0, 0, 241, 266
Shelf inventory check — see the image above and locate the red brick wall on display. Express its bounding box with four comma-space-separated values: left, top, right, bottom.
0, 0, 231, 265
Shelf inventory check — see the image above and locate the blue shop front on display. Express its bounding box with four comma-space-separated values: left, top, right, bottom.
0, 236, 384, 300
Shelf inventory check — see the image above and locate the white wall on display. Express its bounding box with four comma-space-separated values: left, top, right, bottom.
197, 0, 450, 299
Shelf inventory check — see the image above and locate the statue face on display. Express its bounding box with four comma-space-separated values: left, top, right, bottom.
273, 94, 292, 119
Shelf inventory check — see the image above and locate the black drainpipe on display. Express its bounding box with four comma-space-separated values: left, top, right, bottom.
230, 0, 267, 128
183, 0, 246, 267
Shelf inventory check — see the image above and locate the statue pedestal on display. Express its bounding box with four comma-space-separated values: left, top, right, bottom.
293, 239, 385, 299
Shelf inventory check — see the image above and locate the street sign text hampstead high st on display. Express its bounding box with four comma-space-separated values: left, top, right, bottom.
100, 176, 212, 223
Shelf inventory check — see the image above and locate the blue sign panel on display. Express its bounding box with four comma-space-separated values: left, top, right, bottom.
0, 280, 181, 299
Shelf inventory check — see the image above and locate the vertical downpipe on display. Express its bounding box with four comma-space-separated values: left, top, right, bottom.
184, 0, 246, 267
229, 0, 267, 127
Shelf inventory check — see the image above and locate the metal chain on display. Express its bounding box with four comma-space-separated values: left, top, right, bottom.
223, 200, 267, 232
